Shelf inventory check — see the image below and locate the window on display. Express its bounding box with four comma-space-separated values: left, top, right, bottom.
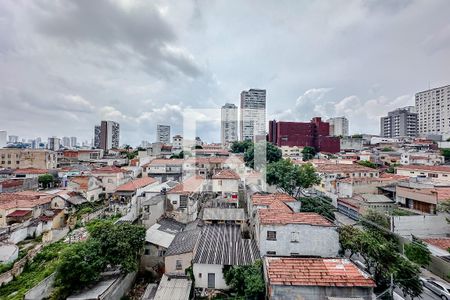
157, 250, 166, 257
266, 231, 277, 241
266, 251, 276, 255
198, 273, 202, 278
291, 232, 299, 243
290, 252, 300, 256
172, 201, 178, 205
180, 195, 188, 208
176, 260, 182, 270
218, 180, 222, 186
144, 248, 150, 255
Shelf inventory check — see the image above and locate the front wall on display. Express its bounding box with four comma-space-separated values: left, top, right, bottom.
193, 264, 228, 290
270, 285, 373, 300
165, 252, 193, 274
259, 224, 340, 257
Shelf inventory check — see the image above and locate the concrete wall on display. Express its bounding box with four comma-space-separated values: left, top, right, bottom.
258, 224, 340, 257
269, 285, 373, 300
193, 263, 228, 290
212, 179, 239, 194
101, 272, 136, 300
141, 200, 165, 229
165, 252, 193, 274
0, 244, 18, 264
391, 214, 450, 238
24, 273, 55, 300
7, 226, 28, 244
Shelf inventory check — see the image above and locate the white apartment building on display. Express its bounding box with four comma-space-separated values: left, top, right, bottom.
380, 106, 418, 138
99, 120, 120, 151
70, 137, 77, 148
221, 103, 238, 146
61, 136, 71, 148
157, 124, 171, 144
327, 117, 349, 136
240, 89, 266, 142
47, 137, 61, 151
0, 131, 6, 148
416, 85, 450, 138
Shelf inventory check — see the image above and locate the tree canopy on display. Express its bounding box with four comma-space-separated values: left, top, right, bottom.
53, 221, 145, 298
299, 196, 335, 221
230, 140, 253, 153
38, 174, 54, 189
357, 160, 377, 169
301, 146, 316, 161
266, 159, 320, 197
223, 260, 265, 298
404, 238, 431, 266
441, 148, 450, 162
244, 141, 282, 169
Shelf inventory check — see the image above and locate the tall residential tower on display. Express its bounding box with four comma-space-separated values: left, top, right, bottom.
98, 121, 120, 151
221, 103, 238, 146
415, 85, 450, 138
157, 124, 171, 144
380, 106, 418, 138
240, 89, 266, 141
327, 117, 349, 137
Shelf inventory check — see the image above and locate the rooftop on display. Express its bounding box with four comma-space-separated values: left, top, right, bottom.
165, 229, 201, 256
145, 158, 185, 167
153, 274, 191, 300
169, 176, 205, 195
13, 168, 49, 175
316, 164, 378, 174
202, 208, 246, 221
212, 169, 240, 180
265, 257, 375, 287
396, 165, 450, 173
116, 177, 157, 192
258, 210, 333, 226
92, 166, 127, 174
423, 238, 450, 251
193, 224, 260, 266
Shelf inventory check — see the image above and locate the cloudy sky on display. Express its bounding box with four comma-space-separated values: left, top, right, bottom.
1, 0, 450, 146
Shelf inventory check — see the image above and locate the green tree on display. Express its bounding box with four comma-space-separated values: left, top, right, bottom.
441, 148, 450, 162
404, 238, 431, 266
223, 260, 265, 298
54, 240, 106, 298
170, 151, 184, 159
230, 140, 253, 153
266, 160, 320, 197
38, 174, 54, 189
381, 147, 394, 152
301, 146, 316, 161
299, 196, 335, 221
357, 160, 377, 169
244, 141, 282, 169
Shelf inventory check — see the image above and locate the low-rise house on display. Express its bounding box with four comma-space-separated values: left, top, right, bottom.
400, 152, 444, 166
192, 224, 260, 290
316, 164, 379, 193
248, 193, 300, 221
337, 174, 407, 198
92, 166, 129, 194
13, 168, 49, 179
165, 229, 201, 274
140, 194, 165, 229
211, 169, 240, 200
396, 165, 450, 181
337, 194, 395, 220
143, 218, 185, 271
166, 176, 205, 223
40, 209, 65, 231
202, 207, 246, 225
264, 257, 375, 300
0, 178, 38, 193
256, 207, 340, 258
143, 159, 184, 182
67, 176, 103, 202
0, 149, 57, 169
112, 177, 158, 221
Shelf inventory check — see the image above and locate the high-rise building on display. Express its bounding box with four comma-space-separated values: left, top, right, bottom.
0, 131, 6, 148
157, 124, 171, 144
8, 135, 18, 143
327, 117, 349, 137
416, 85, 450, 137
172, 135, 183, 150
380, 106, 418, 138
99, 121, 120, 151
62, 136, 71, 148
240, 89, 266, 141
94, 125, 101, 149
221, 103, 238, 146
70, 137, 77, 148
268, 117, 341, 153
47, 137, 61, 151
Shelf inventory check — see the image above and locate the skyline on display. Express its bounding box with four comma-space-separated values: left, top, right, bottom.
1, 0, 450, 145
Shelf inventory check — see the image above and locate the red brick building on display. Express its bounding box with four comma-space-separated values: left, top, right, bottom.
268, 117, 340, 153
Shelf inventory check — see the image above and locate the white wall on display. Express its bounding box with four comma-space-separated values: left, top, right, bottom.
193, 263, 228, 290
391, 214, 450, 238
257, 223, 340, 258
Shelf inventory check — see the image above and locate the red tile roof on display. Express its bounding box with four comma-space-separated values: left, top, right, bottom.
316, 164, 377, 174
423, 238, 450, 251
0, 193, 54, 210
212, 169, 240, 180
7, 210, 32, 218
116, 177, 157, 192
396, 165, 450, 173
143, 159, 185, 167
259, 210, 333, 226
13, 168, 49, 175
70, 176, 89, 191
251, 193, 297, 213
266, 257, 375, 287
92, 166, 127, 174
169, 176, 205, 195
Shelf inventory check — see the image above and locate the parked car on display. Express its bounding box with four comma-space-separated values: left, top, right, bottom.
420, 277, 450, 300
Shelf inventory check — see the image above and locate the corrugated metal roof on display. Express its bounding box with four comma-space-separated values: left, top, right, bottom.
193, 224, 260, 266
202, 208, 246, 221
153, 274, 191, 300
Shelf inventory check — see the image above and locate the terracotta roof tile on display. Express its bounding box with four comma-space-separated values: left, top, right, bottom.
116, 177, 157, 192
396, 165, 450, 173
212, 169, 240, 180
70, 176, 89, 191
423, 238, 450, 251
13, 168, 49, 175
169, 176, 205, 195
92, 166, 127, 174
266, 257, 375, 287
7, 210, 32, 217
316, 164, 378, 174
258, 210, 333, 226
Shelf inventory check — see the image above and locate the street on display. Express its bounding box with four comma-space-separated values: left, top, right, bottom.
394, 286, 442, 300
